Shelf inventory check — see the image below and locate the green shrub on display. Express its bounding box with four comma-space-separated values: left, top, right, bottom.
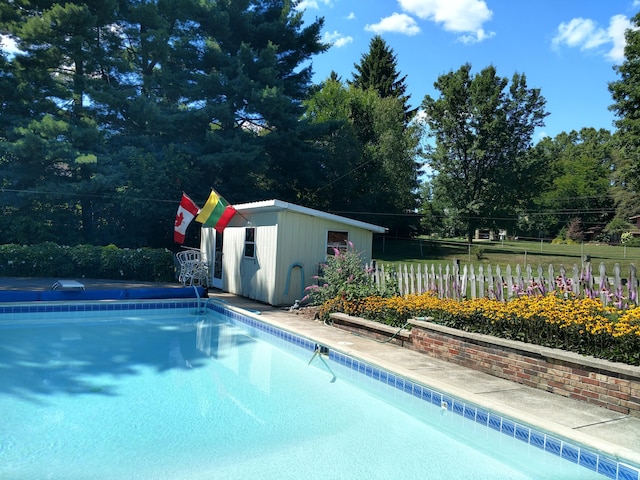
321, 293, 640, 366
621, 232, 640, 247
303, 243, 398, 305
0, 243, 175, 282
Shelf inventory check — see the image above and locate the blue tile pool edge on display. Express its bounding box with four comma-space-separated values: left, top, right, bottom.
0, 298, 202, 316
211, 302, 640, 480
327, 346, 640, 480
2, 298, 638, 480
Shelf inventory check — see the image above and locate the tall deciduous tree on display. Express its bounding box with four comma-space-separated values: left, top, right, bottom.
422, 64, 548, 243
609, 147, 640, 222
304, 78, 421, 232
610, 12, 640, 143
528, 128, 614, 240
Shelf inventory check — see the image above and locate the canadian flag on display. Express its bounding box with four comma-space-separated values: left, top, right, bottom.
174, 193, 200, 244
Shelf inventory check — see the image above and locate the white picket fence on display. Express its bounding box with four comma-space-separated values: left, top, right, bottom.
369, 261, 639, 308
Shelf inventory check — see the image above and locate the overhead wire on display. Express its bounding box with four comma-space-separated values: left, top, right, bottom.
0, 187, 180, 204
1, 187, 620, 227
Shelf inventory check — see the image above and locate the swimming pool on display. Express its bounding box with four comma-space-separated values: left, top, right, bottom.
1, 299, 638, 479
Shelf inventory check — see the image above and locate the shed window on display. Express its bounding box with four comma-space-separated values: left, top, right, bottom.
327, 230, 348, 255
244, 227, 256, 258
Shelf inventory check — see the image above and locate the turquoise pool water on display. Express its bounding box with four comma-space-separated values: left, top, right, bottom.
0, 300, 636, 479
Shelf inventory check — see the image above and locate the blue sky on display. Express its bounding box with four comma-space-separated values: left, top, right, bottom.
297, 0, 640, 141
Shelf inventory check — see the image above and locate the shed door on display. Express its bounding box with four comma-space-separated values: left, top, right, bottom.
211, 230, 224, 289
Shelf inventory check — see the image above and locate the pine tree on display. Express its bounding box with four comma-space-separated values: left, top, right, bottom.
0, 1, 115, 244
191, 0, 328, 203
0, 0, 327, 247
608, 11, 640, 196
351, 35, 416, 121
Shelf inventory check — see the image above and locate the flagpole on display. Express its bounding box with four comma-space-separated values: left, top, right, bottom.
233, 209, 252, 226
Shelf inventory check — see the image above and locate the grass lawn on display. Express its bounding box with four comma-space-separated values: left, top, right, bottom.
372, 236, 640, 274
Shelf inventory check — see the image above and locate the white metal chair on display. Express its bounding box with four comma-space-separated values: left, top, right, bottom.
176, 250, 209, 287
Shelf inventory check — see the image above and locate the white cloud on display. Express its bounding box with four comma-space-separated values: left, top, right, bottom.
322, 31, 353, 48
1, 35, 19, 55
552, 18, 606, 49
296, 0, 332, 11
535, 130, 549, 143
346, 12, 356, 20
552, 15, 633, 63
607, 14, 632, 62
459, 28, 494, 44
365, 12, 421, 36
296, 0, 318, 10
398, 0, 494, 42
414, 109, 429, 124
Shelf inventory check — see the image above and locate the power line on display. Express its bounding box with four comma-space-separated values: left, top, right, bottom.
315, 157, 378, 192
1, 187, 623, 225
0, 187, 177, 204
332, 209, 617, 222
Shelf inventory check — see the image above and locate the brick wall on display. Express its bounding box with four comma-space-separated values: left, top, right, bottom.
409, 320, 640, 418
330, 312, 412, 347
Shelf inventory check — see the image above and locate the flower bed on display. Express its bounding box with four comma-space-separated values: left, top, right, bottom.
320, 292, 640, 366
313, 247, 640, 415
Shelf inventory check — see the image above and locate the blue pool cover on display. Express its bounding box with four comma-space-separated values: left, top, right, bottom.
0, 287, 206, 302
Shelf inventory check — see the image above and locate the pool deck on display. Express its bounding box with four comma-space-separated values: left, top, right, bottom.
2, 277, 640, 468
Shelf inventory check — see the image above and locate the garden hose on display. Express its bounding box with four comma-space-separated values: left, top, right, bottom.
350, 321, 411, 344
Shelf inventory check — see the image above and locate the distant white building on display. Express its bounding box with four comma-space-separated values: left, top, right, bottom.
200, 199, 386, 306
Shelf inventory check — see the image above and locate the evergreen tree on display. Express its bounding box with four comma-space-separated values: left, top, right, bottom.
0, 1, 115, 244
351, 35, 416, 121
608, 12, 640, 219
0, 0, 327, 247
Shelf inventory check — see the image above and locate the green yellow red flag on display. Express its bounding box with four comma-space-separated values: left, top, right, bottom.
195, 189, 237, 233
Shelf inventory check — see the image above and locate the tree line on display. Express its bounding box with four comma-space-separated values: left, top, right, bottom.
1, 1, 639, 250
420, 13, 640, 245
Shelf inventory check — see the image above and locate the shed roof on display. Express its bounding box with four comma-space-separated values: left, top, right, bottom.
233, 199, 387, 233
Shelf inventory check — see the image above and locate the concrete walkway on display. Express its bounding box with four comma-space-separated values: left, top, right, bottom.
1, 277, 639, 468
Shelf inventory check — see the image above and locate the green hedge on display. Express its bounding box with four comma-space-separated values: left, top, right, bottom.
0, 242, 176, 282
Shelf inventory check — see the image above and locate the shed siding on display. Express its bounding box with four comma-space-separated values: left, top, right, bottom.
274, 211, 316, 305
203, 202, 381, 306
273, 211, 374, 306
223, 212, 279, 304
